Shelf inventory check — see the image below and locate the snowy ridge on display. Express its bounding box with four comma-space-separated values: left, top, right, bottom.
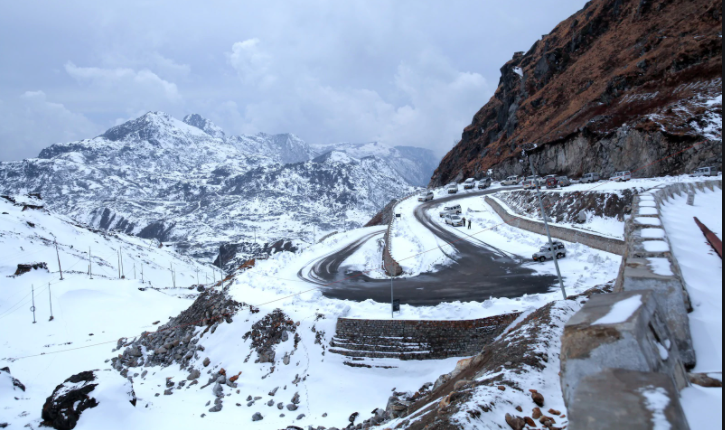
0, 112, 433, 265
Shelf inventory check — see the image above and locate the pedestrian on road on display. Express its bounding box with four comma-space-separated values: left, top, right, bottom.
468, 220, 472, 230
462, 217, 466, 226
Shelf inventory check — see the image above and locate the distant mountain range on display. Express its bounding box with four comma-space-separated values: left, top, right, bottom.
0, 112, 439, 267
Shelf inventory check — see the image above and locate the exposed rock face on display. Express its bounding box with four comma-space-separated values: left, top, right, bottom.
111, 289, 243, 372
41, 371, 136, 430
0, 367, 26, 392
242, 309, 298, 364
432, 0, 722, 186
364, 199, 397, 227
41, 372, 100, 430
497, 189, 635, 224
13, 262, 48, 277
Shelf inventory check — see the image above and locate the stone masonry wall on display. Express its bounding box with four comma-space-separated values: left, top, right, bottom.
329, 313, 521, 361
485, 196, 627, 255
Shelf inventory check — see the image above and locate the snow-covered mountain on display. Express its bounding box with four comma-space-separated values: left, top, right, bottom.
0, 112, 429, 266
310, 141, 439, 187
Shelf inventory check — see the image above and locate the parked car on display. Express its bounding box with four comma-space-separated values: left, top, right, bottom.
581, 172, 601, 184
463, 178, 476, 190
502, 175, 521, 186
444, 214, 465, 227
691, 166, 720, 177
557, 176, 572, 187
533, 241, 567, 262
545, 176, 558, 189
522, 178, 537, 190
477, 177, 492, 189
418, 191, 434, 202
439, 204, 462, 218
447, 184, 459, 194
611, 171, 632, 182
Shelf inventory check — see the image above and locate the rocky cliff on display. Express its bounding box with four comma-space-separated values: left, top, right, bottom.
431, 0, 722, 186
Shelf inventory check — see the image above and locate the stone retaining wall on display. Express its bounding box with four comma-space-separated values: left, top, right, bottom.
383, 193, 417, 276
329, 313, 521, 361
561, 179, 722, 429
485, 196, 627, 255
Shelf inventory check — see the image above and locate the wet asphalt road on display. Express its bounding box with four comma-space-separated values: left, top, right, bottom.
300, 188, 557, 306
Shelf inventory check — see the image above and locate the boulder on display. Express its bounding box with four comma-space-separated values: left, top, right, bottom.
41, 371, 136, 430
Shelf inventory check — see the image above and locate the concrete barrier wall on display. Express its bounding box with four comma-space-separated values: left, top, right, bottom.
329, 313, 521, 361
383, 193, 417, 276
485, 196, 627, 255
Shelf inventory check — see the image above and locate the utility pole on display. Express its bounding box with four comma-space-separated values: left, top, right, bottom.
120, 246, 125, 279
528, 156, 568, 300
170, 263, 176, 288
117, 249, 121, 279
195, 267, 200, 285
48, 283, 54, 322
89, 247, 93, 280
55, 240, 64, 281
31, 285, 37, 324
141, 264, 144, 283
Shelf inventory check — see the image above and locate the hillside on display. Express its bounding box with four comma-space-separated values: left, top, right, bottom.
431, 0, 722, 186
0, 113, 435, 266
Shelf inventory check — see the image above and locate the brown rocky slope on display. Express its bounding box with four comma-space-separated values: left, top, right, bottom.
431, 0, 722, 186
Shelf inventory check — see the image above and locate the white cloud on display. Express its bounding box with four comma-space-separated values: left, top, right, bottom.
227, 39, 276, 88
64, 62, 183, 114
0, 91, 100, 161
223, 43, 488, 154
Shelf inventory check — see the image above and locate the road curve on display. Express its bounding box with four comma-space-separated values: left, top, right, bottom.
307, 188, 557, 306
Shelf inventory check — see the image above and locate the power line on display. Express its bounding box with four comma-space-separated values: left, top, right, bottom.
5, 140, 710, 362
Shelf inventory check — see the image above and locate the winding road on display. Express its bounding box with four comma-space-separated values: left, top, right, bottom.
299, 188, 557, 306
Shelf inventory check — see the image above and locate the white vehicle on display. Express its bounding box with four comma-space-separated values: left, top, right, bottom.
522, 178, 538, 190
447, 184, 459, 194
444, 214, 465, 227
581, 172, 601, 184
439, 204, 462, 218
611, 171, 632, 182
418, 191, 434, 202
477, 177, 492, 189
691, 167, 720, 177
502, 176, 521, 186
463, 178, 476, 190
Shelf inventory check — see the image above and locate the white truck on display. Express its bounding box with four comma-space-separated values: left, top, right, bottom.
502, 175, 521, 186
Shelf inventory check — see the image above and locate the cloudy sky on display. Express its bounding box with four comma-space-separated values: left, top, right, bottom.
0, 0, 586, 161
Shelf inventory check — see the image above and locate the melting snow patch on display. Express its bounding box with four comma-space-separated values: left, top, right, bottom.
593, 295, 642, 325
637, 217, 662, 226
644, 240, 671, 253
641, 228, 666, 239
513, 67, 524, 77
648, 258, 674, 277
639, 386, 672, 430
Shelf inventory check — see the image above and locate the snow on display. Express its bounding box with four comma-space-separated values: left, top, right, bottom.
513, 67, 524, 77
660, 188, 722, 428
592, 295, 642, 325
639, 386, 672, 430
641, 228, 666, 239
491, 191, 626, 239
648, 258, 675, 277
636, 217, 662, 227
643, 240, 671, 253
681, 385, 723, 429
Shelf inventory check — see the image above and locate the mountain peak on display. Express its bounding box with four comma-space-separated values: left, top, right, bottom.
183, 114, 226, 139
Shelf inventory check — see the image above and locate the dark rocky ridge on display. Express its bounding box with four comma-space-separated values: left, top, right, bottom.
432, 0, 722, 186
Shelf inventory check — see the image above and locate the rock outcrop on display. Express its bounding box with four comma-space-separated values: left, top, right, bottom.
432, 0, 722, 186
41, 371, 137, 430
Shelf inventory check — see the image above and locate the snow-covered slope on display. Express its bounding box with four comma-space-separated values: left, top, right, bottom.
0, 112, 424, 265
310, 141, 440, 187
